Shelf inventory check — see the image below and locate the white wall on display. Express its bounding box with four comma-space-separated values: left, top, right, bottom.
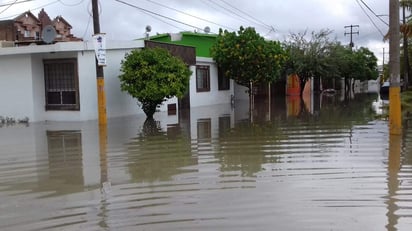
189, 57, 234, 108
0, 54, 34, 121
1, 41, 237, 122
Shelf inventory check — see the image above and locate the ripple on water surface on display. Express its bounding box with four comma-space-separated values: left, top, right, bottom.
0, 107, 411, 230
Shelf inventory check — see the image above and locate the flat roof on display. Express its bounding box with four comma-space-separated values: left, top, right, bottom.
0, 40, 145, 56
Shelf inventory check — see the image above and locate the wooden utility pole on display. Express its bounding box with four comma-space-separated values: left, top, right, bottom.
92, 0, 107, 125
389, 0, 402, 135
92, 0, 108, 184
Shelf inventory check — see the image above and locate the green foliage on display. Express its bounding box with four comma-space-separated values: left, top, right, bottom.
284, 29, 379, 92
327, 44, 378, 81
211, 26, 286, 91
119, 47, 192, 118
283, 29, 335, 91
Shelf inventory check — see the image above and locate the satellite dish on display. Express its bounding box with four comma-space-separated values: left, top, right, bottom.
41, 25, 56, 44
204, 26, 210, 33
145, 25, 152, 33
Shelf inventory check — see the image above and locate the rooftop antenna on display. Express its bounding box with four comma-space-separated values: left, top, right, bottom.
204, 26, 210, 34
41, 25, 56, 44
145, 25, 151, 40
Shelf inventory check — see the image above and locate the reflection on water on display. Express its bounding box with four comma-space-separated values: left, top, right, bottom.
0, 93, 412, 230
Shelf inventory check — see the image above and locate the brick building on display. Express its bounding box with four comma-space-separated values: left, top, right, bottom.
0, 9, 81, 46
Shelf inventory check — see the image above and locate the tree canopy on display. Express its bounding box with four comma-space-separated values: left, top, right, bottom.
283, 29, 378, 92
283, 29, 335, 92
119, 47, 192, 119
211, 26, 286, 92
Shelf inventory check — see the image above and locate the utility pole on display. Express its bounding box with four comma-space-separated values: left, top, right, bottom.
344, 25, 359, 49
92, 0, 108, 184
389, 0, 402, 135
92, 0, 107, 125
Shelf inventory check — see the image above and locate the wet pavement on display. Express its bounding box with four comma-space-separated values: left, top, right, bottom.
1, 93, 411, 230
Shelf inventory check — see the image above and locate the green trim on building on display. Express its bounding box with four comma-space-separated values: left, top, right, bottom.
148, 32, 217, 58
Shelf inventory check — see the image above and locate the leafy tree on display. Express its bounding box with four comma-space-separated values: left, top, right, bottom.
119, 47, 192, 119
284, 30, 378, 94
283, 29, 335, 94
211, 26, 286, 94
352, 47, 379, 81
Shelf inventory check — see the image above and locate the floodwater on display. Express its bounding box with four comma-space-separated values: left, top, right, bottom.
1, 93, 412, 231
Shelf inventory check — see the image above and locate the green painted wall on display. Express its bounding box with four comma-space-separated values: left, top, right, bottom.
149, 32, 217, 58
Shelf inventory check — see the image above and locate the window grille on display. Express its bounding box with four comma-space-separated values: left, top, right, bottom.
44, 59, 80, 110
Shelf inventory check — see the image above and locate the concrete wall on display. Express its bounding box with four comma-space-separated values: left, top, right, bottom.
190, 57, 234, 108
0, 41, 183, 122
0, 41, 240, 122
0, 54, 35, 120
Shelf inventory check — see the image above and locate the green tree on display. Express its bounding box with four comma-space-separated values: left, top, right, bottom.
119, 47, 192, 119
353, 47, 379, 81
283, 29, 334, 94
211, 26, 286, 94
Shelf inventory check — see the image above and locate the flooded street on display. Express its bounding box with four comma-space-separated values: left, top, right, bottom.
1, 93, 412, 230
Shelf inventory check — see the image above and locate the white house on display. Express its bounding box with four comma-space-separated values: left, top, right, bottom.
0, 40, 238, 123
0, 40, 148, 122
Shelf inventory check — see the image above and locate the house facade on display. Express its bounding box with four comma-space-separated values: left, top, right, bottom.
0, 40, 171, 122
0, 31, 246, 123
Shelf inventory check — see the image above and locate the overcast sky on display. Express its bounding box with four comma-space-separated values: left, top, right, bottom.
1, 0, 390, 64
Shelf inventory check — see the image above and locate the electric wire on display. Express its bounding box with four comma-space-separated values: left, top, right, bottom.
114, 0, 205, 32
81, 14, 91, 39
205, 0, 259, 27
206, 0, 274, 35
0, 0, 33, 8
0, 0, 18, 15
355, 0, 385, 37
359, 0, 389, 26
0, 0, 59, 19
58, 0, 84, 7
219, 0, 273, 31
139, 0, 235, 31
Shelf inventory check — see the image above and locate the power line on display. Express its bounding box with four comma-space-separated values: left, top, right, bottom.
58, 0, 85, 7
114, 0, 206, 32
0, 0, 59, 20
359, 0, 389, 26
0, 0, 18, 15
0, 0, 33, 8
355, 0, 385, 37
199, 0, 253, 28
139, 0, 235, 31
220, 0, 274, 31
206, 0, 268, 29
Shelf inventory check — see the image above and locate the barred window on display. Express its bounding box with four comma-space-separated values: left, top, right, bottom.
44, 59, 80, 110
196, 65, 210, 92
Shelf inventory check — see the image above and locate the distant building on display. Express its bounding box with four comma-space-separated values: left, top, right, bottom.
0, 9, 81, 46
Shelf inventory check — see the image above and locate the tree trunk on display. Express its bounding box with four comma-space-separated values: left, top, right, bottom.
142, 101, 159, 119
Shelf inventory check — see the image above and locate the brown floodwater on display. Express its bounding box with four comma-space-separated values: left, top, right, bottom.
1, 93, 411, 230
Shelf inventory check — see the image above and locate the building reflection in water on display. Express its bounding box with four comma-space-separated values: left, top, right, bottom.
45, 130, 84, 194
